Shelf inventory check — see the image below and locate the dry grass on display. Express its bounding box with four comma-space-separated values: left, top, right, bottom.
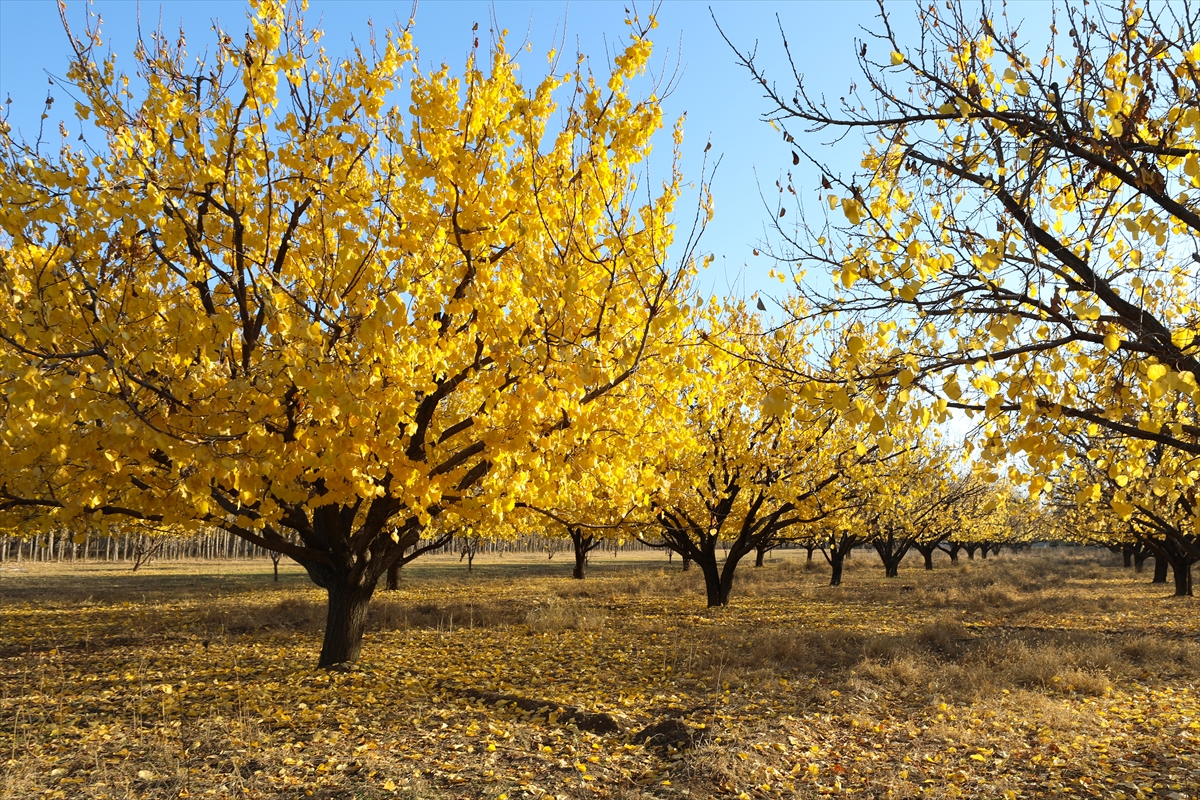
2, 547, 1199, 798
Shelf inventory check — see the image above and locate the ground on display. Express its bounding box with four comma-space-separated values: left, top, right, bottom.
1, 547, 1198, 799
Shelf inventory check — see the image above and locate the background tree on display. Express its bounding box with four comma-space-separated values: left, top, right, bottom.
642, 308, 855, 606
854, 438, 984, 577
1055, 429, 1198, 595
511, 409, 671, 580
728, 0, 1200, 540
0, 1, 704, 666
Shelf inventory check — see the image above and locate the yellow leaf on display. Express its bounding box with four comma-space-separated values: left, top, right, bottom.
842, 199, 865, 225
1103, 333, 1120, 352
1111, 499, 1134, 520
891, 51, 905, 66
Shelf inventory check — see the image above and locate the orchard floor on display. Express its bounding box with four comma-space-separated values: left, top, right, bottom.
2, 548, 1199, 799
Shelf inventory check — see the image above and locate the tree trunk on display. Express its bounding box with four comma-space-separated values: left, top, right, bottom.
1172, 560, 1193, 597
1134, 549, 1149, 572
386, 559, 402, 590
884, 559, 900, 578
681, 554, 692, 572
569, 529, 595, 580
699, 556, 723, 607
921, 547, 934, 571
1122, 546, 1134, 568
805, 546, 815, 570
318, 583, 375, 668
1153, 554, 1169, 584
946, 543, 960, 563
754, 546, 766, 567
830, 550, 845, 586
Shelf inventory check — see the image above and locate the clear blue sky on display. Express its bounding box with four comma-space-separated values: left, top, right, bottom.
0, 1, 1051, 303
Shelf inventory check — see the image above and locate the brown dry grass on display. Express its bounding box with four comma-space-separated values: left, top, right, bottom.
2, 546, 1199, 798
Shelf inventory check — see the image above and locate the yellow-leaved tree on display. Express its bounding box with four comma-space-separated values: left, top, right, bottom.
642, 304, 863, 606
728, 0, 1200, 563
0, 1, 705, 666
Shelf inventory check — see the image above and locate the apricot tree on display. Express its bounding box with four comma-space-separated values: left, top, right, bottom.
0, 1, 702, 665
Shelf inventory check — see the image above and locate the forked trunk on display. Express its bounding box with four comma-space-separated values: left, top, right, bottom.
699, 555, 734, 607
884, 559, 900, 578
921, 548, 934, 571
318, 583, 376, 668
569, 529, 594, 580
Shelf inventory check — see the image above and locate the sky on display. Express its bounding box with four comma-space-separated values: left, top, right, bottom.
0, 0, 1053, 304
0, 0, 925, 302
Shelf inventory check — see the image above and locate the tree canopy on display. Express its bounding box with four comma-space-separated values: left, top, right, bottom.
0, 0, 705, 664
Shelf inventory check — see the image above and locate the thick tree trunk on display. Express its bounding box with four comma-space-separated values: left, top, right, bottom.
873, 534, 907, 578
964, 544, 977, 560
921, 547, 934, 571
946, 543, 960, 563
1153, 554, 1169, 584
318, 583, 375, 668
573, 546, 587, 580
1172, 560, 1194, 597
830, 550, 845, 586
700, 556, 723, 607
754, 546, 766, 567
386, 560, 402, 590
717, 565, 737, 606
1122, 547, 1134, 568
569, 529, 595, 580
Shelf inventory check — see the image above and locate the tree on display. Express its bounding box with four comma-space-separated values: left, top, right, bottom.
514, 420, 665, 580
854, 440, 986, 577
643, 309, 856, 606
0, 1, 704, 666
727, 0, 1200, 546
1054, 430, 1197, 595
